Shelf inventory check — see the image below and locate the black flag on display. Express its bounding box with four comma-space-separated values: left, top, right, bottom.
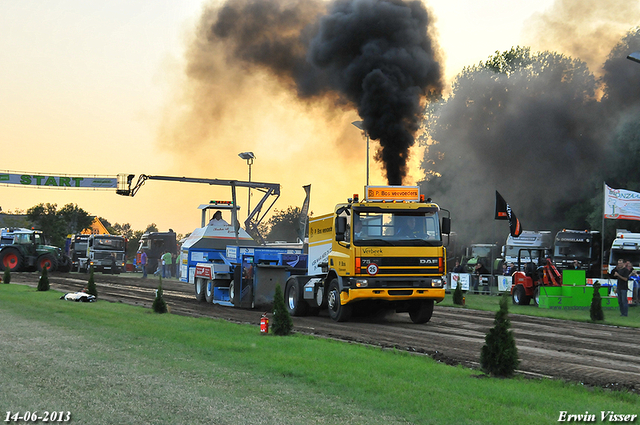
495, 191, 522, 237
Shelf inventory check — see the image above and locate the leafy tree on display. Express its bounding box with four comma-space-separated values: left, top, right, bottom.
480, 294, 519, 377
27, 203, 93, 247
144, 223, 159, 234
112, 223, 134, 239
271, 284, 293, 335
263, 206, 304, 242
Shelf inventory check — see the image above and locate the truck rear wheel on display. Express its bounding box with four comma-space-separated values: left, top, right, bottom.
285, 278, 308, 316
408, 299, 434, 324
1, 248, 23, 272
205, 280, 214, 303
512, 284, 531, 305
327, 279, 351, 322
37, 254, 58, 273
194, 278, 206, 302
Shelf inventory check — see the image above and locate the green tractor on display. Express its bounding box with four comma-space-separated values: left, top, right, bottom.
0, 228, 71, 273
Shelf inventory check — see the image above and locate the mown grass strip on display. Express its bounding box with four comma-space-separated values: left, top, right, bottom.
0, 284, 637, 425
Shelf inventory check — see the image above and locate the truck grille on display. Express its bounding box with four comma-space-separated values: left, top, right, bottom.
358, 256, 441, 276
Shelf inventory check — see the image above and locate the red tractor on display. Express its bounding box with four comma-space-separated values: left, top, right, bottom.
511, 248, 562, 306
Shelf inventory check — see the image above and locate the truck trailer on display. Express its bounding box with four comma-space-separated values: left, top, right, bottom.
283, 186, 450, 323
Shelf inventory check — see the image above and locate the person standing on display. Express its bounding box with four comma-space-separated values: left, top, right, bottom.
162, 251, 173, 279
611, 259, 630, 317
140, 250, 148, 279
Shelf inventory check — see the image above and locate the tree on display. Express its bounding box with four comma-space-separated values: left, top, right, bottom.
263, 207, 304, 242
37, 266, 50, 291
590, 281, 604, 322
271, 284, 293, 335
452, 280, 464, 305
420, 46, 603, 246
152, 279, 168, 314
480, 294, 519, 377
86, 268, 98, 298
27, 203, 93, 247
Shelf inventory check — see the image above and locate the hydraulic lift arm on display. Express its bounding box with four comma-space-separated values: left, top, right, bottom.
116, 173, 280, 244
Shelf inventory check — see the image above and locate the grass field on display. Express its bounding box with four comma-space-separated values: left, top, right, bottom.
0, 283, 638, 425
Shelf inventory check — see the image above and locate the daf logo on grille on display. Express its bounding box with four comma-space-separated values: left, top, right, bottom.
420, 258, 437, 265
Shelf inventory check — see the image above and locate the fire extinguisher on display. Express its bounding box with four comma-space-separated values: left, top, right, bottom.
260, 312, 269, 334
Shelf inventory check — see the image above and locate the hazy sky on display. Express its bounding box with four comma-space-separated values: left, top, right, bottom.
1, 0, 623, 236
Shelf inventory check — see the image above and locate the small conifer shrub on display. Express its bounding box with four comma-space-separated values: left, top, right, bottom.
37, 266, 50, 291
590, 281, 604, 322
86, 268, 98, 298
453, 280, 464, 305
271, 284, 293, 336
3, 268, 10, 284
480, 294, 519, 377
152, 278, 168, 314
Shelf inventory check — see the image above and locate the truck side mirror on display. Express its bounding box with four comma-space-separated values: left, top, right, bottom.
335, 216, 347, 241
441, 217, 451, 235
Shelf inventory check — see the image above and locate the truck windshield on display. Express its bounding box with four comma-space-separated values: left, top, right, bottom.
553, 243, 591, 259
352, 211, 441, 246
93, 238, 125, 250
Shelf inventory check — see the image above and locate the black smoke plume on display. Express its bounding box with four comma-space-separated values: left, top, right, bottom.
208, 0, 443, 185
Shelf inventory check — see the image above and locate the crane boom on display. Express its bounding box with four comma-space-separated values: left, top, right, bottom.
116, 173, 280, 244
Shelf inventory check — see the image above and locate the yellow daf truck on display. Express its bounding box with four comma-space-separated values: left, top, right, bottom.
284, 186, 450, 323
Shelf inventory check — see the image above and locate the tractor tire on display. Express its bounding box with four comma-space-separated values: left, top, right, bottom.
534, 286, 541, 306
512, 284, 531, 305
205, 280, 214, 303
408, 299, 435, 324
285, 277, 309, 316
0, 248, 24, 272
327, 279, 352, 322
58, 255, 72, 273
194, 278, 206, 302
37, 254, 58, 273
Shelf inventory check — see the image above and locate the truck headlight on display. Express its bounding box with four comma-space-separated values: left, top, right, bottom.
355, 279, 368, 288
432, 279, 443, 288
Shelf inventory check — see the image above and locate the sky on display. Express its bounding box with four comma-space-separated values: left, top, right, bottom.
1, 0, 632, 236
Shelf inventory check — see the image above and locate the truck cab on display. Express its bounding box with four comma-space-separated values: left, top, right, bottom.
286, 186, 451, 323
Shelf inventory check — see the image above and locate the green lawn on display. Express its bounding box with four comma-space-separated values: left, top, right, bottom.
0, 283, 637, 425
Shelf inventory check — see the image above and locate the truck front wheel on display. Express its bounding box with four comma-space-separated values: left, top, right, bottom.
285, 278, 308, 316
37, 254, 58, 273
408, 299, 434, 324
1, 248, 23, 272
327, 279, 351, 322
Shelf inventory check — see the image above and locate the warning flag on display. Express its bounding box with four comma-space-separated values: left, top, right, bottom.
495, 191, 522, 237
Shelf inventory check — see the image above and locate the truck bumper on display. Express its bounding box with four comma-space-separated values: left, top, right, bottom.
341, 288, 445, 304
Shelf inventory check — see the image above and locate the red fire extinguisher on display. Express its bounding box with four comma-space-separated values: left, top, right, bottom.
260, 312, 269, 334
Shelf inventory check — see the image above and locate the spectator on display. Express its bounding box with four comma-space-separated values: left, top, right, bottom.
611, 259, 630, 316
473, 262, 490, 292
452, 260, 464, 273
162, 251, 173, 279
140, 250, 147, 279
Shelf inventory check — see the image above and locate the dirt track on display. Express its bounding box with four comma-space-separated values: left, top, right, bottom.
10, 271, 640, 393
